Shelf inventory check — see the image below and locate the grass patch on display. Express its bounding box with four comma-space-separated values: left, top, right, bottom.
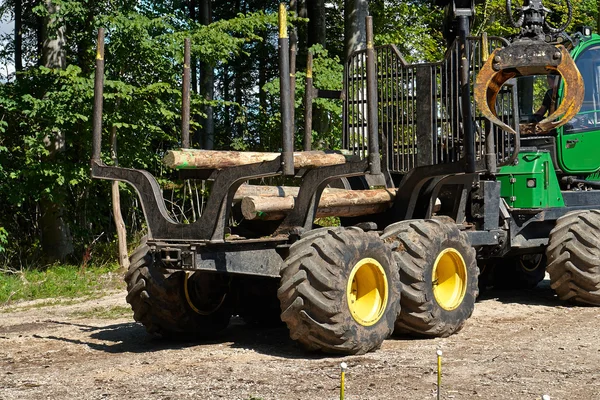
314, 216, 341, 227
0, 264, 124, 305
70, 305, 131, 319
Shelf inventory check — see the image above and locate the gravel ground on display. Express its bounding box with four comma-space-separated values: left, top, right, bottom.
0, 280, 599, 400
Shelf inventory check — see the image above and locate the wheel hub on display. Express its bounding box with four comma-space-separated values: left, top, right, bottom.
347, 258, 389, 326
432, 249, 467, 311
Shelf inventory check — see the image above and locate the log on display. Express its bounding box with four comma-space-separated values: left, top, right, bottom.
163, 149, 346, 169
241, 188, 397, 221
233, 184, 349, 202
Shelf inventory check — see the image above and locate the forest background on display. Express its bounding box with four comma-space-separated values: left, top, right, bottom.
0, 0, 597, 268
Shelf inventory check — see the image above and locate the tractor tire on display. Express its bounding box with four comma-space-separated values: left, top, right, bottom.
125, 239, 232, 338
381, 219, 478, 337
278, 227, 400, 355
492, 254, 546, 289
546, 210, 600, 305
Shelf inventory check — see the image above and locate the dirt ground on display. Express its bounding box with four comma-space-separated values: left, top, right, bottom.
0, 279, 599, 400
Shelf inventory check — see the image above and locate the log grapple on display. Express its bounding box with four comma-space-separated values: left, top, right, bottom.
475, 0, 584, 135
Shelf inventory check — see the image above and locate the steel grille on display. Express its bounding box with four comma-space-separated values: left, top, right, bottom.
343, 37, 518, 173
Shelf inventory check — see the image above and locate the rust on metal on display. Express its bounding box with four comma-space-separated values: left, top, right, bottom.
475, 42, 584, 136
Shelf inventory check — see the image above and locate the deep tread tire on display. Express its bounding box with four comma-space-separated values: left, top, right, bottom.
546, 210, 600, 305
125, 239, 231, 338
492, 254, 546, 289
277, 227, 401, 355
381, 219, 478, 337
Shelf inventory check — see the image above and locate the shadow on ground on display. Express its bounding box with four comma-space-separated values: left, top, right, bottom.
477, 279, 572, 308
31, 317, 315, 358
30, 280, 575, 358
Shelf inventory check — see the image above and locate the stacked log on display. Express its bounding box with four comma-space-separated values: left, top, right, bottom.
163, 149, 346, 169
233, 184, 348, 201
239, 188, 397, 221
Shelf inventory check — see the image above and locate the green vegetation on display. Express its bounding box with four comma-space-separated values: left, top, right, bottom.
0, 264, 123, 305
70, 305, 131, 319
0, 0, 597, 267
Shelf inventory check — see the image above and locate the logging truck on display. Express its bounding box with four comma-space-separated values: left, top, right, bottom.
90, 0, 600, 355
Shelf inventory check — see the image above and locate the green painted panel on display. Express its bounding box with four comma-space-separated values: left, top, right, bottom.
557, 34, 600, 174
497, 152, 564, 209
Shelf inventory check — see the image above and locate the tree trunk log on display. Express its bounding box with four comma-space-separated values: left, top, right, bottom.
241, 188, 396, 220
39, 1, 73, 261
163, 149, 346, 169
110, 122, 129, 271
233, 184, 350, 201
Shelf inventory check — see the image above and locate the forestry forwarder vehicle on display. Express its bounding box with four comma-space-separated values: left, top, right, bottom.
90, 0, 599, 355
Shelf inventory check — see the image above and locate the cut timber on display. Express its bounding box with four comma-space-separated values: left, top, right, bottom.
241, 188, 397, 220
233, 184, 348, 202
163, 149, 346, 169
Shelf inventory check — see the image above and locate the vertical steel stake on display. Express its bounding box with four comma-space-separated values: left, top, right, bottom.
182, 38, 191, 149
303, 51, 314, 151
92, 28, 105, 163
365, 16, 381, 175
278, 3, 294, 175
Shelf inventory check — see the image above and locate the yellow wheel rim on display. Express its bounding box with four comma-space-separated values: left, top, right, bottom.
520, 254, 543, 272
432, 248, 467, 311
346, 258, 389, 326
184, 271, 227, 316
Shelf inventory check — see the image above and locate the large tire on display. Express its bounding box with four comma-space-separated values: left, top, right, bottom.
381, 219, 478, 337
492, 254, 546, 289
125, 239, 232, 338
277, 227, 401, 355
546, 210, 600, 305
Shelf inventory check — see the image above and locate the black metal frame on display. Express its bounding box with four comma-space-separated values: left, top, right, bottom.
89, 15, 381, 277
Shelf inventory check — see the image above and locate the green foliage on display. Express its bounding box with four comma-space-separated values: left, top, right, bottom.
263, 44, 343, 151
0, 264, 122, 304
2, 0, 592, 267
0, 1, 283, 265
0, 228, 7, 253
372, 1, 445, 62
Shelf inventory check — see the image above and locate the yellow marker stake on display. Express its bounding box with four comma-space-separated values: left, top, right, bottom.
340, 362, 347, 400
437, 350, 443, 400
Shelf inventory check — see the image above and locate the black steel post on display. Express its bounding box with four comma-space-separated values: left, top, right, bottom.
458, 15, 476, 173
365, 16, 381, 175
303, 51, 313, 151
279, 4, 294, 175
289, 0, 298, 137
182, 38, 191, 149
92, 28, 105, 163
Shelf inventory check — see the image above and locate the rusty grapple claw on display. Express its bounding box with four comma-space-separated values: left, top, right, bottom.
475, 40, 584, 135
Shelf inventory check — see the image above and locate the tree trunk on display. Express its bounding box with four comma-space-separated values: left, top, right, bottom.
233, 184, 348, 202
41, 1, 66, 69
307, 0, 326, 49
110, 113, 129, 270
14, 0, 22, 72
163, 149, 346, 169
189, 0, 198, 94
199, 0, 214, 149
240, 188, 396, 220
307, 0, 329, 143
258, 38, 268, 149
39, 1, 73, 262
344, 0, 368, 60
